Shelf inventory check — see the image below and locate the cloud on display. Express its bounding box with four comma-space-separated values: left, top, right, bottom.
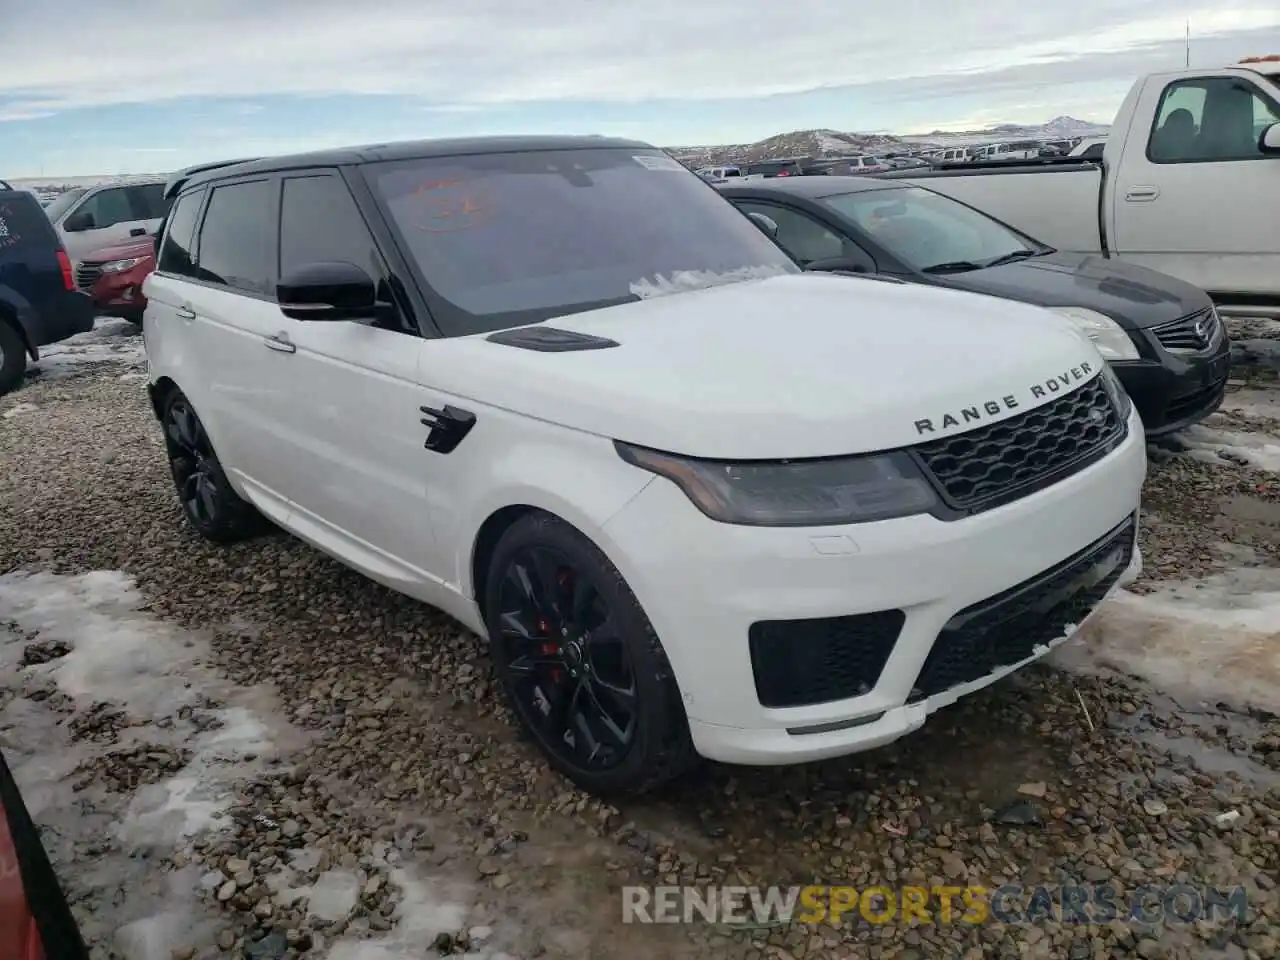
1, 0, 1277, 119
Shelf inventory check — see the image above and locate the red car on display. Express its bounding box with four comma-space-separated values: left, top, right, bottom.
1, 749, 88, 960
74, 235, 156, 325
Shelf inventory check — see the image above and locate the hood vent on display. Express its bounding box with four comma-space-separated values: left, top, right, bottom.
486, 326, 620, 352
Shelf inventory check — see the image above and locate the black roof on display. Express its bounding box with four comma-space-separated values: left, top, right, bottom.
716, 175, 911, 199
177, 135, 657, 195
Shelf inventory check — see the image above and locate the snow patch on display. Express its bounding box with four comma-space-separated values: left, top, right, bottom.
629, 263, 791, 299
0, 570, 304, 845
1, 401, 38, 419
1051, 567, 1280, 713
28, 317, 145, 380
324, 866, 472, 960
1219, 388, 1280, 423
1176, 422, 1280, 472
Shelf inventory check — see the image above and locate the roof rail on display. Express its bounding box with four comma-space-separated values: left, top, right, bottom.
163, 157, 262, 198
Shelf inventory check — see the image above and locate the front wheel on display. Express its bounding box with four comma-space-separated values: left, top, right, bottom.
483, 512, 700, 796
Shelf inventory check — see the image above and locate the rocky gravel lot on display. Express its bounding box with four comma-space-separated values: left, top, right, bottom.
1, 321, 1278, 960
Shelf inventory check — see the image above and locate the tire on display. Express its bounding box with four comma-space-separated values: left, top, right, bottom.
161, 390, 265, 544
483, 511, 700, 796
0, 319, 27, 396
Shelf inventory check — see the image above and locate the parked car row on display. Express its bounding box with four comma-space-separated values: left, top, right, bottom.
718, 175, 1229, 435
879, 56, 1280, 321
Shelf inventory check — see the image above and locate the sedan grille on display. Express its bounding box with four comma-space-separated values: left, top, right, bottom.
911, 376, 1126, 515
1151, 307, 1220, 353
75, 262, 104, 291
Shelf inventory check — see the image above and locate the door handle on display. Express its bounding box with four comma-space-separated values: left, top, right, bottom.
175, 307, 196, 321
263, 333, 296, 354
1124, 186, 1160, 202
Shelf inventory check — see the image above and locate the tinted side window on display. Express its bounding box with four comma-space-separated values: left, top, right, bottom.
157, 188, 206, 278
195, 180, 275, 296
732, 201, 870, 268
279, 175, 380, 278
1148, 77, 1280, 162
77, 187, 134, 229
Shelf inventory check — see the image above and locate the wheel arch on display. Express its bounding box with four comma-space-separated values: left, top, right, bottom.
147, 375, 181, 423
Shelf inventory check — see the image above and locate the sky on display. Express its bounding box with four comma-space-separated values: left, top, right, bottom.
1, 0, 1279, 178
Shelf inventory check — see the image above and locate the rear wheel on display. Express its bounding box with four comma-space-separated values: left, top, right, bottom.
483, 512, 699, 796
0, 320, 27, 396
161, 390, 265, 543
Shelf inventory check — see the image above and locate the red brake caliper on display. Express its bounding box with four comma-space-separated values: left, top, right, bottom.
538, 615, 562, 684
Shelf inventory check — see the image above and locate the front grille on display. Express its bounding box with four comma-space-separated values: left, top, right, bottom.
75, 262, 104, 290
909, 515, 1136, 701
1164, 376, 1227, 424
1151, 307, 1219, 353
911, 376, 1126, 515
748, 610, 905, 708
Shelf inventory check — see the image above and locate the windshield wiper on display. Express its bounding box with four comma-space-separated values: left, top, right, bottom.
982, 249, 1042, 268
921, 260, 984, 274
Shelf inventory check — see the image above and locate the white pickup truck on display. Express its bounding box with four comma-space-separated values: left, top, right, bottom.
880, 57, 1280, 319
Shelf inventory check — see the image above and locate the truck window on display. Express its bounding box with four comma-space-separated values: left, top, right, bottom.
1148, 77, 1280, 163
75, 187, 134, 230
369, 148, 798, 335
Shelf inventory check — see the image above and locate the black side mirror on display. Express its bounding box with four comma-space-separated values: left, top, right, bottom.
63, 210, 95, 232
277, 261, 377, 321
746, 211, 779, 240
804, 256, 871, 274
1260, 121, 1280, 155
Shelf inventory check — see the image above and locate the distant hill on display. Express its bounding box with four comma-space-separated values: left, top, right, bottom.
668, 128, 914, 167
668, 116, 1111, 165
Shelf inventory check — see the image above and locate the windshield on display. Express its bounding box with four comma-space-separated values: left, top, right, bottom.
370, 148, 797, 335
821, 185, 1042, 272
41, 187, 86, 222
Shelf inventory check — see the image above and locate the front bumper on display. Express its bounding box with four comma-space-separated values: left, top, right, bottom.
601, 408, 1146, 765
1114, 326, 1231, 436
89, 269, 150, 319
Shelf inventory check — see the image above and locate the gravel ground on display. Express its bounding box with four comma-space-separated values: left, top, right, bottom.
1, 322, 1277, 960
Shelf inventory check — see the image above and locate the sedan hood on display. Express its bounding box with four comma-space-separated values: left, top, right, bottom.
424, 273, 1107, 460
935, 251, 1211, 329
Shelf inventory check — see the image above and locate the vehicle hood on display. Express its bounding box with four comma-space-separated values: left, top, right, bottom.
933, 251, 1211, 329
83, 237, 155, 263
425, 274, 1108, 460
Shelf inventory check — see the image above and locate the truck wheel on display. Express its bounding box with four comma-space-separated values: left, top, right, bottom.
482, 511, 700, 796
161, 390, 266, 543
0, 320, 27, 396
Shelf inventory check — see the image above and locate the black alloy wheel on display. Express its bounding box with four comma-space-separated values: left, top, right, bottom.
484, 513, 698, 795
162, 391, 263, 543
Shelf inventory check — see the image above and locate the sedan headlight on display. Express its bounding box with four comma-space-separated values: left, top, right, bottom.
101, 257, 146, 274
1047, 306, 1140, 361
615, 442, 938, 526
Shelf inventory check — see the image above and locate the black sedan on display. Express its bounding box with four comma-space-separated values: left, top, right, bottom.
717, 176, 1230, 435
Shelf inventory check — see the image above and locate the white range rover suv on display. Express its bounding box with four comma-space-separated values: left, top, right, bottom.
143, 136, 1146, 796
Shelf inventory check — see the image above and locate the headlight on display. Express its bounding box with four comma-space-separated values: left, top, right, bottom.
614, 442, 938, 526
1047, 306, 1140, 361
101, 257, 146, 274
1099, 365, 1133, 422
